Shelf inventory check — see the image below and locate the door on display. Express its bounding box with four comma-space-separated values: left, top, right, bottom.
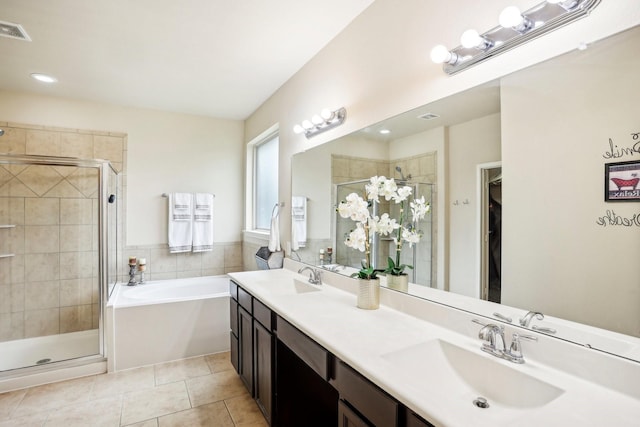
479, 164, 502, 303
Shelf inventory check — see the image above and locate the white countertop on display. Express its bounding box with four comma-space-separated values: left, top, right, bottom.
229, 264, 640, 427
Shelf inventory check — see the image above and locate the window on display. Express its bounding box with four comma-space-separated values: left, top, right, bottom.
252, 133, 279, 231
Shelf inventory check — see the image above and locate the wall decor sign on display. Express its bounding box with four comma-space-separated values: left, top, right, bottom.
605, 160, 640, 202
602, 132, 640, 159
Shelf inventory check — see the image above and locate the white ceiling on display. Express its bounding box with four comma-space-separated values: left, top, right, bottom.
0, 0, 374, 119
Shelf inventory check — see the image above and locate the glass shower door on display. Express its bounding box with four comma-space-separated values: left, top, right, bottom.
0, 157, 112, 372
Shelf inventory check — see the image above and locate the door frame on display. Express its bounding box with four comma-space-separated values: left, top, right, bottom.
476, 161, 502, 301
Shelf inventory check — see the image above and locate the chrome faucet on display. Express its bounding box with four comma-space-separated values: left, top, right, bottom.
520, 311, 544, 327
298, 266, 322, 285
474, 320, 538, 364
478, 323, 507, 358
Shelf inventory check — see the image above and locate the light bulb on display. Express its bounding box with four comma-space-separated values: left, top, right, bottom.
301, 120, 314, 130
430, 45, 454, 64
293, 124, 304, 134
460, 29, 483, 49
320, 108, 333, 120
499, 6, 524, 28
311, 114, 323, 125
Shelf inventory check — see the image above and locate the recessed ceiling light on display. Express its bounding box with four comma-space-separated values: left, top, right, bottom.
30, 73, 57, 83
379, 129, 391, 134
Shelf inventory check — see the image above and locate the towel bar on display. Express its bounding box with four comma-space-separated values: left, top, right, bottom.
162, 193, 215, 198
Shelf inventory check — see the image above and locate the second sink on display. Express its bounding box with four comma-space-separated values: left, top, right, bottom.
381, 339, 564, 409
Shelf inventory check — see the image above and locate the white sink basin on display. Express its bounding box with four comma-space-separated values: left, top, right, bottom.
382, 339, 564, 409
264, 278, 322, 295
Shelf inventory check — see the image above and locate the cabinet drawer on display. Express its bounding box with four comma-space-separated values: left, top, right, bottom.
229, 280, 238, 301
277, 316, 330, 380
253, 298, 273, 331
230, 298, 238, 336
332, 360, 398, 427
238, 286, 252, 313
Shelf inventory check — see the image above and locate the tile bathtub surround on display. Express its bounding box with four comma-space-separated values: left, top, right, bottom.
121, 242, 243, 283
0, 122, 125, 342
0, 352, 267, 427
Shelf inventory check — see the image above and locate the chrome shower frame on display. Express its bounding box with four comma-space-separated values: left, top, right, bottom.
0, 154, 119, 382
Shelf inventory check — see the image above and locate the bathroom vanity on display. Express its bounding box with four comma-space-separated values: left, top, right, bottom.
228, 260, 640, 427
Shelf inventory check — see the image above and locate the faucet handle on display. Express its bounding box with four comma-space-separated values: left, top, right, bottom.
507, 333, 538, 364
519, 311, 544, 327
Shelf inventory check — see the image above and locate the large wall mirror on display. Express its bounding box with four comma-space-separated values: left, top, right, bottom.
291, 25, 640, 362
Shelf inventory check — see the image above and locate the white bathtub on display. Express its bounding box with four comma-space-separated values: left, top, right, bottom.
106, 275, 230, 371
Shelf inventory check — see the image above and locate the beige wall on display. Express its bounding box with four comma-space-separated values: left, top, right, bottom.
501, 31, 640, 336
0, 91, 244, 246
448, 114, 501, 298
0, 91, 246, 281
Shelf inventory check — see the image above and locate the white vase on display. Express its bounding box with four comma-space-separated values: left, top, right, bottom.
386, 274, 409, 293
357, 278, 380, 310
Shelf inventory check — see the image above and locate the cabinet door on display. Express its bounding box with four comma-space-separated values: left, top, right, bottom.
338, 400, 369, 427
406, 411, 434, 427
239, 306, 254, 395
331, 360, 398, 427
230, 299, 239, 372
254, 320, 273, 424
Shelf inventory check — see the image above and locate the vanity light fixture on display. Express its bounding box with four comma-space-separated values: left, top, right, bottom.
430, 0, 600, 75
30, 73, 57, 83
293, 107, 347, 139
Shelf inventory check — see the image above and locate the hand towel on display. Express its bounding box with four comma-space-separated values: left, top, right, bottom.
168, 193, 193, 253
291, 196, 307, 249
193, 193, 214, 252
268, 209, 281, 252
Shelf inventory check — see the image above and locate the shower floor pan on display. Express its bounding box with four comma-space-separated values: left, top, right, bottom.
0, 329, 100, 372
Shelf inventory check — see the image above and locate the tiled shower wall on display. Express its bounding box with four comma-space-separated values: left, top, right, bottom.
0, 122, 125, 342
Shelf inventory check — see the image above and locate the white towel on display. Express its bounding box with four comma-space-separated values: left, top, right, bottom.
193, 193, 214, 252
291, 196, 307, 249
168, 193, 193, 253
268, 211, 281, 252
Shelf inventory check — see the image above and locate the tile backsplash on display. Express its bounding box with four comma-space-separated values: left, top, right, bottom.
121, 242, 243, 283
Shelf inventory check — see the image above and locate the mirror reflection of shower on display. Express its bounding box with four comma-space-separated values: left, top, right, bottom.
395, 166, 411, 183
334, 179, 434, 285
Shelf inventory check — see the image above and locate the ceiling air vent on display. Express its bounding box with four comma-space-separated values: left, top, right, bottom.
417, 112, 440, 120
0, 20, 31, 41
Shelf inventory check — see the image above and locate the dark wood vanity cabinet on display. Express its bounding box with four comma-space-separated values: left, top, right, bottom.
229, 280, 434, 427
229, 280, 274, 423
229, 290, 239, 373
253, 299, 275, 424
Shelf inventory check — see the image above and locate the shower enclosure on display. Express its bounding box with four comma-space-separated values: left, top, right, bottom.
0, 154, 119, 376
334, 179, 434, 286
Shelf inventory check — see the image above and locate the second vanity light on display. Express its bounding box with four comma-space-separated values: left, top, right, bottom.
430, 0, 600, 75
293, 107, 347, 139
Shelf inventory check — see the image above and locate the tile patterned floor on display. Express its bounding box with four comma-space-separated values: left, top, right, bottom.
0, 352, 268, 427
